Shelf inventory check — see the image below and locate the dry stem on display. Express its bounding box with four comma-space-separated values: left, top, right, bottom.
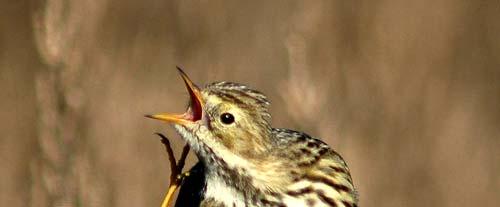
155, 133, 191, 207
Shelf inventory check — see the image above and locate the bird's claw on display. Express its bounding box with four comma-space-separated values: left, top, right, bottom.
155, 133, 191, 207
176, 172, 190, 180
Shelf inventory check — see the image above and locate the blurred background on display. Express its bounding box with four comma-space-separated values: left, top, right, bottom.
1, 0, 499, 206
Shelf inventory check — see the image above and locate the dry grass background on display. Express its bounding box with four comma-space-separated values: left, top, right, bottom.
1, 0, 500, 206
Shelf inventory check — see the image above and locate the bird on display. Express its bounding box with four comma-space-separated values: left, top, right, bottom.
146, 67, 358, 207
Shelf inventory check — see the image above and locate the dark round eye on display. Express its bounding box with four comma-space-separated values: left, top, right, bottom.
220, 113, 235, 124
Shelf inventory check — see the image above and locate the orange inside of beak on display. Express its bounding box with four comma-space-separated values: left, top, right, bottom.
146, 67, 204, 125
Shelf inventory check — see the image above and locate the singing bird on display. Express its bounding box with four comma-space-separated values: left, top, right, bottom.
147, 68, 358, 207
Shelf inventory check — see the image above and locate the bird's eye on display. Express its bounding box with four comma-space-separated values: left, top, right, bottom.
220, 113, 235, 124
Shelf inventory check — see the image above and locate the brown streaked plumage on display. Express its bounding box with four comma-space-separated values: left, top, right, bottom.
147, 68, 358, 207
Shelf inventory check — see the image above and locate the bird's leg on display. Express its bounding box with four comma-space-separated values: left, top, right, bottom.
155, 133, 191, 207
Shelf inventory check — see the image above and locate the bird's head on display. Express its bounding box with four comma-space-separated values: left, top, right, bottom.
147, 68, 273, 166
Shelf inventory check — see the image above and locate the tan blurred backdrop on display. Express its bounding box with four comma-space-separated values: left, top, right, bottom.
1, 0, 499, 206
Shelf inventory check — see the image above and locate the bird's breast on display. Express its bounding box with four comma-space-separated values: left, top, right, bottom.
204, 175, 246, 207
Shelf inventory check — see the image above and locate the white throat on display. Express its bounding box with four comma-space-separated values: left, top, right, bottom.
205, 174, 246, 207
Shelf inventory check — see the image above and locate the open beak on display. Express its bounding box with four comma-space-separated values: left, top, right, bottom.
145, 67, 204, 126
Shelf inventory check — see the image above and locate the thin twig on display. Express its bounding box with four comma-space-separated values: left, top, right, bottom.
154, 133, 191, 207
155, 133, 178, 177
177, 144, 190, 172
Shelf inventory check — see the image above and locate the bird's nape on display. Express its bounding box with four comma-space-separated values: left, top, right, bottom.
146, 68, 358, 207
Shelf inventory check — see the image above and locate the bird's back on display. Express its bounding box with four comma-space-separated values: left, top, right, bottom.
176, 128, 358, 207
270, 128, 358, 207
